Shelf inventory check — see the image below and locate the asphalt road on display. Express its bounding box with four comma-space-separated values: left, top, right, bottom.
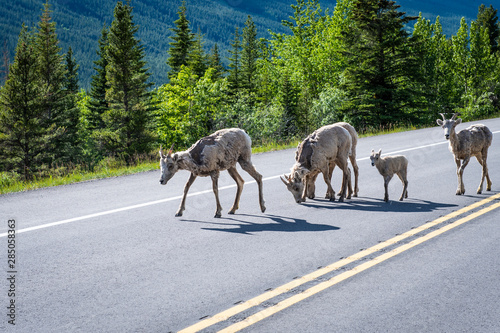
1, 118, 500, 332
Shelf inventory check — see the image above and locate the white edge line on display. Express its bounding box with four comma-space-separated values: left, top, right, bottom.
2, 130, 499, 237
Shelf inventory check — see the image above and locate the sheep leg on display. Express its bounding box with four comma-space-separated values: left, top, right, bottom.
227, 167, 244, 214
210, 171, 223, 218
336, 156, 351, 202
321, 167, 336, 202
383, 175, 393, 202
396, 171, 408, 201
175, 173, 197, 217
350, 153, 359, 197
239, 160, 266, 213
325, 163, 336, 199
456, 157, 469, 195
307, 170, 320, 199
476, 151, 492, 193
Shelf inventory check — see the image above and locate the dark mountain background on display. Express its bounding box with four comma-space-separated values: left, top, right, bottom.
0, 0, 489, 89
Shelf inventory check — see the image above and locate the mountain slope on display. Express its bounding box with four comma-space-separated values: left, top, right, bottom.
0, 0, 482, 89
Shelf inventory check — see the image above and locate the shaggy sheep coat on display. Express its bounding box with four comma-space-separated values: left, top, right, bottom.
283, 124, 352, 203
306, 122, 359, 199
437, 113, 492, 195
159, 128, 265, 217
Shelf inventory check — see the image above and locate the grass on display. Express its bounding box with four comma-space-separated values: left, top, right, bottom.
0, 117, 491, 195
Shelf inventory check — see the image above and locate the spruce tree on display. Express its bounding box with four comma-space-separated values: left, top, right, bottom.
227, 27, 241, 95
341, 0, 420, 129
61, 46, 81, 161
477, 4, 499, 54
33, 1, 69, 164
208, 43, 225, 79
188, 31, 208, 78
101, 1, 155, 161
240, 15, 259, 98
88, 25, 109, 131
64, 46, 79, 93
167, 0, 194, 80
0, 25, 50, 179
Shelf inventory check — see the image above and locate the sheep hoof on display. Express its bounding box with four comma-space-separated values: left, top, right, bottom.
399, 198, 403, 201
477, 189, 482, 194
214, 213, 222, 218
175, 212, 183, 217
261, 206, 266, 213
337, 197, 344, 202
228, 210, 236, 215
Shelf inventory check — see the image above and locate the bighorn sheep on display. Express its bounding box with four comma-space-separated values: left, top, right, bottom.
281, 124, 352, 203
305, 122, 359, 199
436, 113, 492, 195
370, 149, 408, 202
159, 128, 266, 218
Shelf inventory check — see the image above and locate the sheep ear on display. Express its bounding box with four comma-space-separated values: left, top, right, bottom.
294, 171, 301, 180
172, 153, 179, 162
378, 149, 382, 155
371, 149, 375, 153
455, 118, 462, 125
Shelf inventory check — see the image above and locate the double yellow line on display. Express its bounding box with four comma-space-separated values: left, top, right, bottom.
180, 193, 500, 333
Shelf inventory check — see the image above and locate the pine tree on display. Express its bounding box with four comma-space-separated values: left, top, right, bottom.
61, 46, 81, 160
240, 15, 259, 97
208, 43, 225, 79
88, 25, 109, 131
227, 27, 241, 95
33, 1, 69, 164
0, 25, 51, 179
64, 46, 79, 93
477, 4, 499, 54
167, 0, 194, 80
188, 31, 208, 78
341, 0, 420, 129
101, 1, 155, 161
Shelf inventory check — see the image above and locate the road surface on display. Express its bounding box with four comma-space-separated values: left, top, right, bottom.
1, 118, 500, 332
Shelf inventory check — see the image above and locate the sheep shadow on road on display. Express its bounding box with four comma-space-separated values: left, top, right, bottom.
182, 214, 340, 235
302, 196, 458, 213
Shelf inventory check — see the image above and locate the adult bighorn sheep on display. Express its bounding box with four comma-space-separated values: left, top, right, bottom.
370, 149, 408, 202
436, 113, 492, 195
281, 124, 352, 203
305, 122, 359, 199
159, 128, 266, 217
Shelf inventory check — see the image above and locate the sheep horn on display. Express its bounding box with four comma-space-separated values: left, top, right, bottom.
439, 113, 446, 121
159, 145, 165, 158
168, 143, 175, 155
280, 175, 290, 186
451, 113, 460, 120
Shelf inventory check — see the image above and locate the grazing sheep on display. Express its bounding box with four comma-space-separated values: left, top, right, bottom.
306, 122, 360, 199
436, 113, 492, 195
370, 149, 408, 202
281, 124, 352, 203
159, 128, 266, 218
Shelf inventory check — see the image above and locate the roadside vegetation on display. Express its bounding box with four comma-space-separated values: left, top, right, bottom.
1, 0, 500, 194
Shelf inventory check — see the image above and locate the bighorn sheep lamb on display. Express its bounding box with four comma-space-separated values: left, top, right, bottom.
305, 122, 359, 199
436, 113, 492, 195
159, 128, 266, 218
281, 124, 352, 203
370, 149, 408, 202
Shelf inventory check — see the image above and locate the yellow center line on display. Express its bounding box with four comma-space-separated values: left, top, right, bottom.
220, 200, 500, 333
178, 193, 500, 333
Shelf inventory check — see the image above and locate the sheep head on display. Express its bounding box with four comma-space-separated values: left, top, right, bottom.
281, 171, 306, 203
436, 113, 462, 140
159, 143, 179, 185
370, 149, 382, 166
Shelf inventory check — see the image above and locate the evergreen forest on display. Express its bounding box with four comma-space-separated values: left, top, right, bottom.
1, 0, 499, 187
